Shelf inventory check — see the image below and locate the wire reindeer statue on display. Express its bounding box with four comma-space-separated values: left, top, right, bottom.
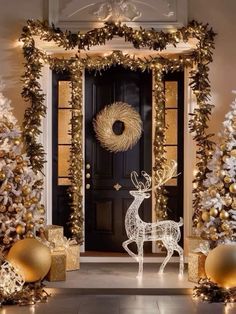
122, 160, 184, 278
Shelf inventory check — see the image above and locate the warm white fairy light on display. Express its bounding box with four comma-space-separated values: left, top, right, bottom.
0, 260, 25, 295
122, 160, 184, 277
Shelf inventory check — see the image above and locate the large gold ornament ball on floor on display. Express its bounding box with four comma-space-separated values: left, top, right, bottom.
7, 238, 51, 282
205, 244, 236, 288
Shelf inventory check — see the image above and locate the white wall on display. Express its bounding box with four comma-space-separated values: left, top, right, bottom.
189, 0, 236, 140
0, 0, 45, 125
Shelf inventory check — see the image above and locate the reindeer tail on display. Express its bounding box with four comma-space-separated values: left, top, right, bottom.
177, 217, 183, 226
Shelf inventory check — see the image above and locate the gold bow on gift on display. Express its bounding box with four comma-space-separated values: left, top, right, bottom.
36, 235, 77, 253
55, 237, 77, 251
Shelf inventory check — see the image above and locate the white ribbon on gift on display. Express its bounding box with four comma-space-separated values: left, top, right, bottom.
193, 242, 210, 256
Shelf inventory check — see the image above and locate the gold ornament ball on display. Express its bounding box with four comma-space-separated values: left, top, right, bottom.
224, 176, 232, 184
229, 183, 236, 194
16, 224, 25, 235
205, 244, 236, 288
224, 197, 232, 206
210, 233, 219, 241
220, 210, 230, 220
201, 211, 210, 222
26, 222, 35, 230
15, 176, 21, 183
24, 200, 32, 209
220, 144, 226, 151
0, 171, 6, 181
31, 196, 38, 204
230, 149, 236, 157
209, 226, 217, 233
7, 238, 51, 283
220, 170, 226, 177
196, 221, 203, 229
26, 231, 34, 238
24, 211, 33, 221
210, 207, 218, 217
38, 218, 44, 225
14, 138, 21, 146
15, 155, 23, 163
209, 189, 217, 198
221, 222, 230, 231
223, 155, 229, 163
4, 183, 12, 191
232, 202, 236, 210
38, 206, 45, 215
22, 185, 31, 196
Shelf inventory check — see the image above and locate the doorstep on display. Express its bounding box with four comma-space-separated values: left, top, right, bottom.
45, 263, 194, 295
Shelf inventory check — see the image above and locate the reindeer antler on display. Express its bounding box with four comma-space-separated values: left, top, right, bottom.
130, 160, 177, 192
131, 171, 152, 191
155, 160, 177, 188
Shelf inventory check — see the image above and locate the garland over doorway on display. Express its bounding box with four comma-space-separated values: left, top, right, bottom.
20, 20, 216, 244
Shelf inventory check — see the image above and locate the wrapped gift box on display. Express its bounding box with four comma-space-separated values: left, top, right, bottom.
46, 251, 66, 282
188, 252, 206, 283
66, 244, 80, 271
187, 236, 209, 254
44, 225, 64, 246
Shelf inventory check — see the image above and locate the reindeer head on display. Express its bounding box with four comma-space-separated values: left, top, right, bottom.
130, 171, 151, 198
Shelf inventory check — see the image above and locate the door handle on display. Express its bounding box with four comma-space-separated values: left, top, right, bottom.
86, 163, 91, 169
86, 184, 91, 190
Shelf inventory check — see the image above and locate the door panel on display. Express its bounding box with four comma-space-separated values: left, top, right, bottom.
85, 66, 152, 252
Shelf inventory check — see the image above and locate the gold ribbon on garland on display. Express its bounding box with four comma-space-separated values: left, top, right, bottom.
20, 20, 216, 244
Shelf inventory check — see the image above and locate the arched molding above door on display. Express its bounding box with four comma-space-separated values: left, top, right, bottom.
48, 0, 187, 31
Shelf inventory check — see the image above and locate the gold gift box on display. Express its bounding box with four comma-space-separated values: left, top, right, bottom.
44, 225, 64, 246
187, 236, 208, 254
66, 244, 80, 271
188, 252, 206, 283
46, 251, 66, 282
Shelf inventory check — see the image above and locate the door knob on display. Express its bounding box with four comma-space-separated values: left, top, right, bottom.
86, 184, 91, 190
86, 173, 91, 179
86, 163, 91, 170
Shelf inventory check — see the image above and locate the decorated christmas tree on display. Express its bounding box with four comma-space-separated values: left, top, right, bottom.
196, 94, 236, 248
0, 80, 45, 251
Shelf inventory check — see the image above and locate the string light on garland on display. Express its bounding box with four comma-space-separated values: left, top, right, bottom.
193, 278, 236, 303
0, 261, 25, 296
153, 68, 168, 220
67, 62, 84, 242
20, 19, 216, 242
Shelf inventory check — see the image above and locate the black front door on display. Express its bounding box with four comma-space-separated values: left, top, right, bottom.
85, 66, 152, 252
52, 68, 184, 252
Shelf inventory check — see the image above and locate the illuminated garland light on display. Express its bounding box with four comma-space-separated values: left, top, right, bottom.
193, 278, 236, 303
67, 63, 84, 241
20, 20, 216, 244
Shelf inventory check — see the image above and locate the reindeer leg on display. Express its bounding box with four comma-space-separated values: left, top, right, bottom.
136, 240, 144, 278
122, 239, 139, 262
159, 243, 173, 274
174, 244, 184, 276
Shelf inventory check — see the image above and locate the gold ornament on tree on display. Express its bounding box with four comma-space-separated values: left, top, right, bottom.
93, 102, 142, 153
7, 238, 51, 283
229, 183, 236, 194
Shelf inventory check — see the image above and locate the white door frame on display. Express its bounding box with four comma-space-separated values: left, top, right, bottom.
40, 64, 195, 256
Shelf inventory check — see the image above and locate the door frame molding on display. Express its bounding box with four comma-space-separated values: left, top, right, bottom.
41, 65, 194, 255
